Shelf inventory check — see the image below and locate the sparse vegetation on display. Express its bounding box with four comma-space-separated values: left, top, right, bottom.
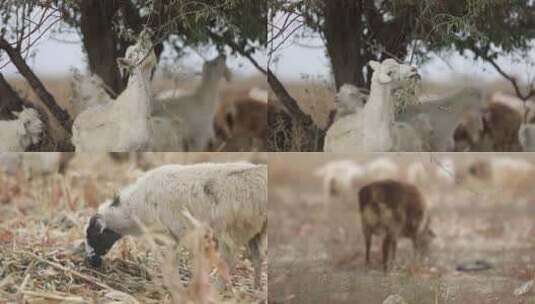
0, 153, 267, 303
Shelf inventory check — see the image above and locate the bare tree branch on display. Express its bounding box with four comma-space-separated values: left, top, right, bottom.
0, 36, 72, 133
472, 47, 535, 101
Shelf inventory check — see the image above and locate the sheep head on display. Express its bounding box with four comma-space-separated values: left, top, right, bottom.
84, 214, 122, 267
203, 54, 232, 82
13, 108, 44, 148
117, 29, 157, 76
368, 58, 420, 88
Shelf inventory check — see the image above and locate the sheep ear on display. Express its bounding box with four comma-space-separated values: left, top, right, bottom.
378, 73, 392, 84
93, 216, 106, 233
369, 60, 381, 71
12, 111, 21, 118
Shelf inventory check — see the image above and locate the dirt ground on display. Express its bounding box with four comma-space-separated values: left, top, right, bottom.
268, 153, 535, 304
0, 152, 267, 303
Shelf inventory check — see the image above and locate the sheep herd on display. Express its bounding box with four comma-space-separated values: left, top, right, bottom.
324, 58, 535, 152
0, 30, 268, 152
315, 156, 535, 271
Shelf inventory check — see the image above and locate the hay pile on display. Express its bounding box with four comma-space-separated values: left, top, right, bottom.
0, 153, 266, 303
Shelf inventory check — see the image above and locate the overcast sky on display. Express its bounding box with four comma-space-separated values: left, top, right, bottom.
269, 35, 535, 84
1, 29, 265, 79
2, 23, 534, 86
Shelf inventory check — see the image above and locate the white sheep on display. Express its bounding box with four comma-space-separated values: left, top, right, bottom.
248, 87, 268, 103
72, 30, 156, 152
0, 152, 73, 177
391, 121, 425, 152
365, 157, 400, 181
463, 157, 533, 198
85, 162, 267, 289
0, 108, 43, 152
398, 87, 485, 151
324, 59, 420, 152
406, 158, 456, 191
314, 160, 365, 205
334, 84, 366, 120
490, 91, 535, 120
152, 55, 231, 151
406, 161, 428, 187
69, 71, 112, 117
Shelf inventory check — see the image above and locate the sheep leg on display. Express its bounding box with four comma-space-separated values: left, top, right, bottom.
390, 237, 397, 266
382, 234, 392, 272
364, 229, 372, 267
247, 234, 262, 289
216, 241, 236, 291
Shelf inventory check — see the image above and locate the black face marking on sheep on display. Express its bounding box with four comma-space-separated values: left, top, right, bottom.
110, 195, 120, 207
85, 215, 122, 267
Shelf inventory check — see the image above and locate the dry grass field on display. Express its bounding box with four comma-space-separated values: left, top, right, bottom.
268, 153, 535, 304
6, 74, 267, 151
0, 152, 267, 303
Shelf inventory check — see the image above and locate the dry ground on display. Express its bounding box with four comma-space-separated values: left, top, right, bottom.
0, 152, 267, 303
6, 74, 267, 151
268, 153, 535, 304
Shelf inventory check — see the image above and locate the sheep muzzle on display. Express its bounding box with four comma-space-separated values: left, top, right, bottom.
85, 215, 122, 267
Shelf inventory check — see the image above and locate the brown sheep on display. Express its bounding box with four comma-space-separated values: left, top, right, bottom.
481, 102, 523, 151
359, 180, 434, 271
213, 97, 270, 150
453, 111, 486, 152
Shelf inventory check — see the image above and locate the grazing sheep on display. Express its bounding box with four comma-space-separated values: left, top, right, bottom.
152, 55, 231, 151
0, 108, 43, 152
315, 160, 365, 205
391, 122, 425, 152
0, 152, 73, 176
72, 30, 156, 151
324, 59, 420, 152
359, 180, 434, 271
398, 88, 485, 151
69, 71, 112, 117
365, 157, 400, 181
213, 95, 269, 150
452, 110, 487, 152
85, 162, 267, 288
481, 102, 522, 151
463, 157, 534, 198
490, 91, 535, 121
334, 84, 366, 120
406, 158, 456, 192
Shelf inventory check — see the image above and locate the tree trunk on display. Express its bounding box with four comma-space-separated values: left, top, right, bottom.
80, 0, 125, 94
267, 69, 328, 151
323, 0, 366, 89
0, 37, 72, 132
0, 73, 25, 120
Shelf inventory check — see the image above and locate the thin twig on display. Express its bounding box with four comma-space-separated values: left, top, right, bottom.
19, 251, 114, 291
20, 290, 87, 303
